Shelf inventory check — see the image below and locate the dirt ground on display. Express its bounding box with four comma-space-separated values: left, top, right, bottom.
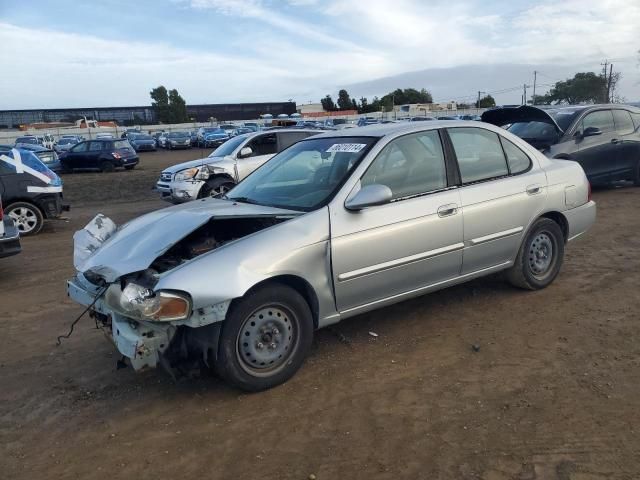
1, 148, 639, 480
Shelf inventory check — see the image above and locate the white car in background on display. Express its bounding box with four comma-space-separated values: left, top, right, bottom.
156, 129, 318, 202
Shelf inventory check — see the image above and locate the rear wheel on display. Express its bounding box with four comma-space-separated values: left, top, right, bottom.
5, 202, 44, 236
100, 161, 115, 172
506, 218, 564, 290
199, 177, 235, 198
215, 285, 314, 392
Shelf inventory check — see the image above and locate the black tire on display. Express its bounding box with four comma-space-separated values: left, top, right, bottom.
5, 201, 44, 236
198, 177, 236, 198
215, 284, 314, 392
506, 218, 565, 290
100, 161, 115, 172
124, 165, 135, 170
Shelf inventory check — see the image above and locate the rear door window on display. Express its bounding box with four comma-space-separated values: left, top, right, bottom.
448, 128, 509, 183
89, 142, 103, 152
581, 110, 615, 133
631, 112, 640, 130
612, 110, 635, 135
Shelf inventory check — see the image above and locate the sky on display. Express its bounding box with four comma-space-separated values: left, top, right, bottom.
0, 0, 638, 109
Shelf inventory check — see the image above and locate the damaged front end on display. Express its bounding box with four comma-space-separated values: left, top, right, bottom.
66, 204, 295, 374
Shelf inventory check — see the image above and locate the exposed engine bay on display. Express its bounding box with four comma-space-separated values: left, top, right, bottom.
150, 216, 290, 273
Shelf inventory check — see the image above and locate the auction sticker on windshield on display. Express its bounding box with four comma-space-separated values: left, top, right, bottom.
326, 143, 367, 153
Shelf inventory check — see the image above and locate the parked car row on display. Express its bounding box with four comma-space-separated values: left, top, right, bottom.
69, 120, 596, 392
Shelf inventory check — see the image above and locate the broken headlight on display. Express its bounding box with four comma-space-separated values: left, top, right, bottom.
107, 283, 192, 322
174, 167, 199, 182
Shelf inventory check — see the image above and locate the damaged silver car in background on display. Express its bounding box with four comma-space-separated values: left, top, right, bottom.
67, 122, 595, 391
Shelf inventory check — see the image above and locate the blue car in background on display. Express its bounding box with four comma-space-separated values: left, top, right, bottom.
202, 129, 230, 148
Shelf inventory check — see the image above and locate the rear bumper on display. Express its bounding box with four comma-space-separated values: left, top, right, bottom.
565, 200, 596, 241
0, 219, 21, 258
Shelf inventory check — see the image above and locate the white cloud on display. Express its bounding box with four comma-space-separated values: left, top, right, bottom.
1, 0, 639, 108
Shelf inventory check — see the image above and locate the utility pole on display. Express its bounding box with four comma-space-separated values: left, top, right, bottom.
601, 60, 609, 103
606, 64, 613, 103
532, 71, 537, 105
477, 91, 485, 109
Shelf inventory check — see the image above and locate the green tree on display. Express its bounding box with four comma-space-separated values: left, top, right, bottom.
380, 88, 433, 108
545, 72, 606, 104
351, 98, 358, 111
168, 88, 188, 123
337, 89, 353, 110
150, 86, 171, 123
321, 94, 336, 111
476, 94, 496, 108
358, 97, 369, 113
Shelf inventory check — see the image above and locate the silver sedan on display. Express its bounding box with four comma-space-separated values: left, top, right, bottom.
67, 121, 596, 391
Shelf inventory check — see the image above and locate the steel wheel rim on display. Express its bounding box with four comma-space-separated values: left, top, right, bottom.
236, 305, 298, 377
209, 184, 232, 197
8, 207, 38, 233
528, 232, 554, 278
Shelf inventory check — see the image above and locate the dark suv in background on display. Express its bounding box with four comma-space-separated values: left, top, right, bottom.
482, 104, 640, 185
58, 139, 139, 172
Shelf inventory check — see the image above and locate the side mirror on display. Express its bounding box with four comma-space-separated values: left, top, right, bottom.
582, 126, 602, 138
238, 146, 253, 159
345, 184, 393, 211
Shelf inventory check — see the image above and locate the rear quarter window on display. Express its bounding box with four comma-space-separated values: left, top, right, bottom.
113, 140, 129, 149
500, 137, 531, 174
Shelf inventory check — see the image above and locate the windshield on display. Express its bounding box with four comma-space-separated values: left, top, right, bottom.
202, 127, 219, 133
168, 132, 188, 138
227, 136, 377, 211
17, 137, 38, 144
135, 134, 153, 140
58, 138, 75, 145
204, 129, 225, 135
208, 134, 248, 157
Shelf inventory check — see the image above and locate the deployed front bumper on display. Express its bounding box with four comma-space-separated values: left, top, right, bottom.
155, 179, 204, 203
66, 274, 175, 371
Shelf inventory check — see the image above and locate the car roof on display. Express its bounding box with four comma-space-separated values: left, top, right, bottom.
309, 120, 482, 139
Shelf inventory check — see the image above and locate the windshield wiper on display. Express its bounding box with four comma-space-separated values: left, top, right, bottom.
228, 196, 260, 205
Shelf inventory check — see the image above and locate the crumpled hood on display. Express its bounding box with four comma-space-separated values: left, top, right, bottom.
79, 199, 299, 282
481, 105, 564, 133
162, 155, 229, 174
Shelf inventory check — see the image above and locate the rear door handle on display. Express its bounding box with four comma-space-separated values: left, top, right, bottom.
526, 183, 543, 195
611, 138, 620, 144
437, 203, 458, 217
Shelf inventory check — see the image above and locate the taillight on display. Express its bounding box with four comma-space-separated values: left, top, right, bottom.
587, 182, 592, 202
112, 152, 122, 159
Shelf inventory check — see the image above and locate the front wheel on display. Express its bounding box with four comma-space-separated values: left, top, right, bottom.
215, 284, 314, 392
5, 202, 44, 236
198, 177, 235, 198
506, 218, 564, 290
124, 165, 135, 170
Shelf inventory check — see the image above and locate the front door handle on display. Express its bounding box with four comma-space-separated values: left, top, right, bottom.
611, 138, 620, 144
526, 183, 543, 195
437, 203, 458, 217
